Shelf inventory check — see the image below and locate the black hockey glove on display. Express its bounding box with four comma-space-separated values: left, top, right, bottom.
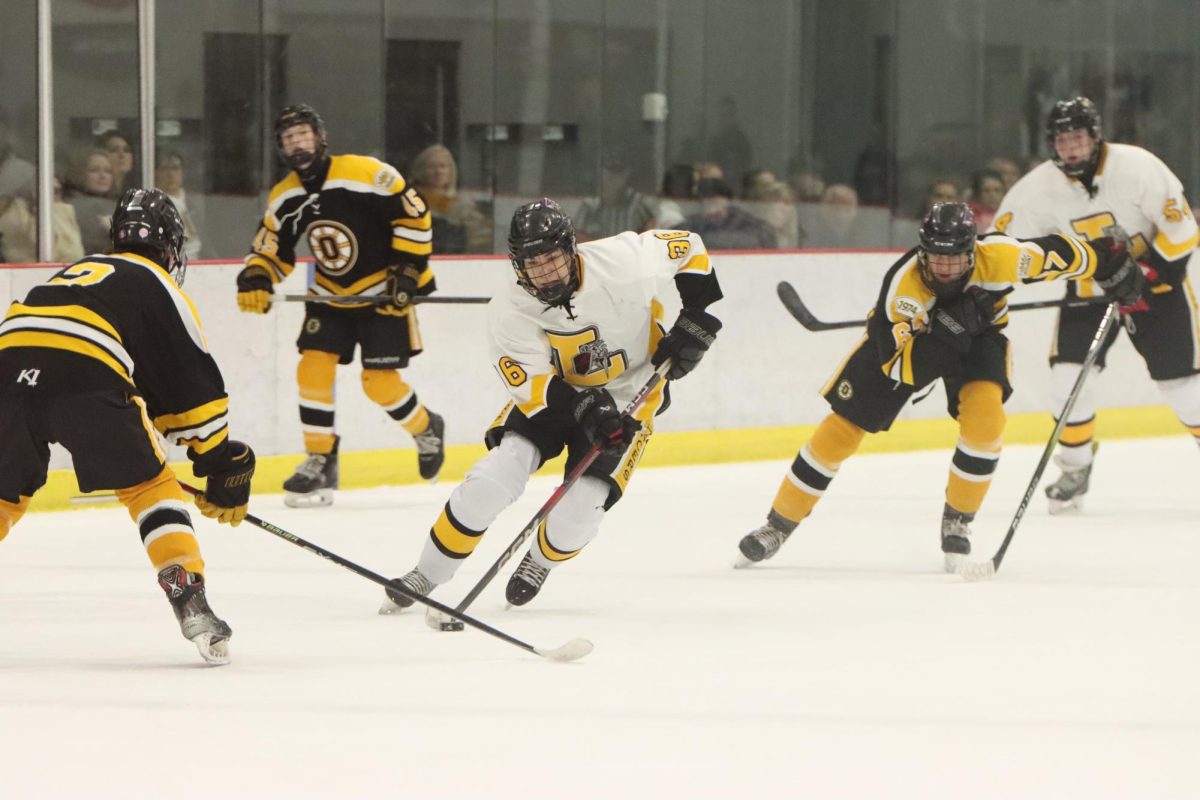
387, 264, 423, 310
651, 309, 723, 380
1091, 236, 1146, 308
569, 388, 641, 452
191, 440, 256, 526
236, 267, 273, 314
929, 286, 998, 355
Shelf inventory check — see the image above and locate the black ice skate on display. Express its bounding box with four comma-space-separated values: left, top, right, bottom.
157, 565, 232, 666
283, 436, 339, 508
505, 552, 550, 607
1045, 443, 1098, 515
734, 512, 796, 568
414, 411, 446, 482
941, 504, 973, 573
378, 567, 437, 615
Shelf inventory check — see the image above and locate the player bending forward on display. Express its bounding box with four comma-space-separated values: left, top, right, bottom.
737, 201, 1143, 572
0, 189, 255, 665
991, 96, 1200, 513
380, 199, 722, 612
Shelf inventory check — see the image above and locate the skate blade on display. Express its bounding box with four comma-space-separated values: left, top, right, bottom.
1047, 497, 1083, 515
192, 633, 230, 666
283, 489, 333, 509
378, 594, 409, 615
943, 553, 967, 573
733, 551, 755, 569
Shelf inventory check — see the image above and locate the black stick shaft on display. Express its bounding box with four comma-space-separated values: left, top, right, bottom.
987, 303, 1119, 571
280, 294, 490, 305
178, 484, 555, 657
777, 280, 1110, 331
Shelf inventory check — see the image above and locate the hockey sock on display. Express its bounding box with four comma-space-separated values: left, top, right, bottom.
946, 381, 1004, 516
298, 350, 339, 454
1050, 362, 1099, 468
116, 466, 204, 575
0, 495, 31, 541
417, 434, 540, 585
533, 475, 609, 569
361, 368, 430, 435
770, 412, 864, 526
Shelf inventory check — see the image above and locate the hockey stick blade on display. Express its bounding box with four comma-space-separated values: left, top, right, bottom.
178, 483, 590, 662
776, 281, 860, 331
957, 557, 997, 582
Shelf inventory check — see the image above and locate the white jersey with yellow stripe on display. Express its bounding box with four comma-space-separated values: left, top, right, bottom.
990, 143, 1198, 295
488, 229, 712, 419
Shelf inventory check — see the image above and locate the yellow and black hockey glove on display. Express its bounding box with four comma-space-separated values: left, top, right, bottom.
386, 264, 423, 310
236, 267, 273, 314
191, 440, 256, 526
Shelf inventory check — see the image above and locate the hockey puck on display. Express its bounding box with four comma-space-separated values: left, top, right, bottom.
439, 621, 465, 632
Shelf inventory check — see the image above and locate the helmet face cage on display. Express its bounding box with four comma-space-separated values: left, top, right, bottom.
274, 104, 328, 170
110, 188, 188, 285
918, 202, 977, 298
507, 199, 579, 305
1045, 97, 1103, 177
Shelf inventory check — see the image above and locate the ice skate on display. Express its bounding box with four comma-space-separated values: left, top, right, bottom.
158, 565, 232, 666
414, 411, 446, 482
378, 567, 437, 615
735, 521, 792, 568
1045, 443, 1098, 514
505, 552, 549, 608
283, 436, 339, 508
941, 505, 973, 573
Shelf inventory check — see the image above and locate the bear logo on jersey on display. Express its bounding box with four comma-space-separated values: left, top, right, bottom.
305, 318, 321, 334
837, 379, 854, 400
306, 220, 359, 276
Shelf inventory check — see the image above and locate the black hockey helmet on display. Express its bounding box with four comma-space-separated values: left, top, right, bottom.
507, 198, 579, 305
274, 103, 328, 174
918, 201, 977, 298
1045, 96, 1103, 178
110, 188, 188, 285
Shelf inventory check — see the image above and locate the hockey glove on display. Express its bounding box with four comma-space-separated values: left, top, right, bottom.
236, 267, 273, 314
191, 440, 256, 526
387, 264, 423, 310
651, 309, 723, 380
1092, 236, 1146, 308
929, 286, 998, 355
569, 387, 641, 452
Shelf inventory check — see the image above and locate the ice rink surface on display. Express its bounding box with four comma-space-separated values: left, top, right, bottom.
2, 435, 1198, 799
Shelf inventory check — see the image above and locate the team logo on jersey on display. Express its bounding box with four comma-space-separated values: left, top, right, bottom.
305, 318, 321, 334
16, 368, 40, 387
374, 165, 401, 191
306, 220, 359, 275
837, 379, 853, 400
573, 337, 612, 376
894, 296, 923, 319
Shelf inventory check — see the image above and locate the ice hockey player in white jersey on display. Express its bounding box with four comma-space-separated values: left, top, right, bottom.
992, 97, 1200, 512
379, 198, 722, 612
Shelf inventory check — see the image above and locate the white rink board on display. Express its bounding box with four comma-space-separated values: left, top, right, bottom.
3, 248, 1196, 469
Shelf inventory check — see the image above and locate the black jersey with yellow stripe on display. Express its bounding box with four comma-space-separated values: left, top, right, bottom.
867, 233, 1100, 387
0, 252, 230, 457
244, 154, 436, 309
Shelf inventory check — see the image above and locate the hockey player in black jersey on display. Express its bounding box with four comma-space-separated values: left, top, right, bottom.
237, 104, 445, 507
0, 189, 256, 665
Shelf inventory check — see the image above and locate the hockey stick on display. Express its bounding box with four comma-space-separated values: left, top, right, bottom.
279, 293, 490, 305
777, 280, 1110, 332
957, 302, 1120, 582
177, 483, 592, 662
425, 361, 671, 631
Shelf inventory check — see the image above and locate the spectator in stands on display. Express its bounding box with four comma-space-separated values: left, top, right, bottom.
0, 174, 84, 263
744, 173, 803, 249
154, 150, 203, 260
789, 170, 826, 204
924, 178, 960, 215
574, 150, 657, 241
0, 111, 35, 203
805, 184, 862, 248
69, 149, 117, 254
409, 144, 491, 254
656, 162, 699, 228
967, 168, 1005, 231
680, 177, 775, 250
98, 130, 136, 196
695, 161, 725, 181
987, 156, 1021, 191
